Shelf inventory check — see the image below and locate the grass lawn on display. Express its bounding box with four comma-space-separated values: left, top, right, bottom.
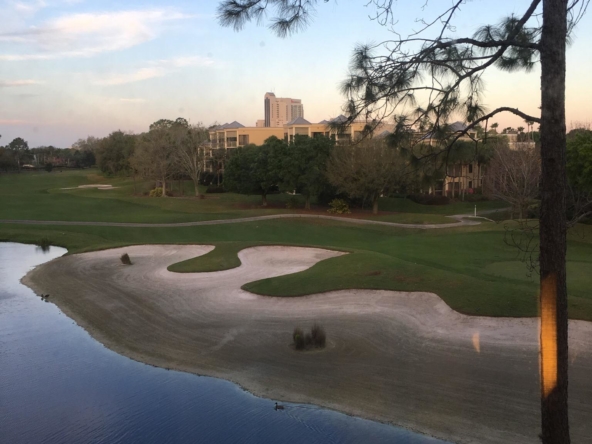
2, 169, 590, 321
0, 169, 504, 223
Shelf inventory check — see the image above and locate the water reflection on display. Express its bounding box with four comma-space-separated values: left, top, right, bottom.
0, 242, 447, 444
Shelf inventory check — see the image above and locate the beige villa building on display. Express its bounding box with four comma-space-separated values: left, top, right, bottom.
208, 117, 483, 196
209, 115, 379, 152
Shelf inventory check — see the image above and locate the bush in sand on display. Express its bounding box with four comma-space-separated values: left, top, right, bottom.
293, 324, 326, 350
120, 253, 132, 265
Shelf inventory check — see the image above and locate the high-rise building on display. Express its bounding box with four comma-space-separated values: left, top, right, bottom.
262, 92, 304, 127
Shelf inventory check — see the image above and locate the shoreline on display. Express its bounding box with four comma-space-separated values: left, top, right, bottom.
22, 245, 592, 444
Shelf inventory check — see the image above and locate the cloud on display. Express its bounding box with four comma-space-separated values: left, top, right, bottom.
0, 119, 27, 124
10, 1, 48, 14
118, 98, 146, 103
0, 79, 44, 87
8, 0, 84, 16
0, 9, 191, 61
94, 56, 214, 86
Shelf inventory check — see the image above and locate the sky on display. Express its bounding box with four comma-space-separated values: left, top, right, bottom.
0, 0, 591, 147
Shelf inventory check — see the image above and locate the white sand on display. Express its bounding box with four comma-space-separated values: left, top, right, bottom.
23, 245, 592, 444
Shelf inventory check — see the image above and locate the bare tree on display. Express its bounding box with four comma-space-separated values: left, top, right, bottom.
326, 138, 407, 214
484, 143, 541, 219
174, 124, 209, 197
131, 124, 178, 198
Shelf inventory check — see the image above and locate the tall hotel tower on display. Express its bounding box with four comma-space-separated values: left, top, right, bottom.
258, 92, 304, 127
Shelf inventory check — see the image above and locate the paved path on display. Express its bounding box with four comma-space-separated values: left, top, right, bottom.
0, 211, 503, 230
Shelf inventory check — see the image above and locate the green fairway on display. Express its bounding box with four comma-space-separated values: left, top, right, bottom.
2, 169, 590, 321
0, 169, 501, 223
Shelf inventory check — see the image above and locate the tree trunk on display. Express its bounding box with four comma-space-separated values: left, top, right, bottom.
305, 194, 311, 210
162, 178, 167, 198
261, 193, 268, 207
539, 1, 570, 442
193, 177, 200, 197
372, 194, 379, 215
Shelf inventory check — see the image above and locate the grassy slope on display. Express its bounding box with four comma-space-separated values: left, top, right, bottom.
0, 169, 502, 223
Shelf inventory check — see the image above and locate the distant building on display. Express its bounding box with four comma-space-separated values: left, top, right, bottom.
209, 115, 387, 157
263, 92, 304, 127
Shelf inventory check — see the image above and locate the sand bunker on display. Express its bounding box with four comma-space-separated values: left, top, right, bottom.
61, 184, 117, 190
23, 245, 592, 444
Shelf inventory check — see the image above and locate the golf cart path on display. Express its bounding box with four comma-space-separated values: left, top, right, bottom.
0, 208, 503, 229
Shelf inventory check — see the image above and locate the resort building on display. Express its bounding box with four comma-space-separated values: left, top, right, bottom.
209, 115, 386, 152
260, 92, 304, 127
209, 114, 496, 197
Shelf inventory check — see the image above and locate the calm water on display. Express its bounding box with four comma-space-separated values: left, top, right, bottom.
0, 243, 447, 444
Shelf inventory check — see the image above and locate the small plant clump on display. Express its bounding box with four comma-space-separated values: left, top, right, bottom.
293, 324, 326, 351
37, 237, 52, 252
286, 195, 299, 209
149, 187, 172, 197
327, 199, 350, 214
120, 253, 132, 265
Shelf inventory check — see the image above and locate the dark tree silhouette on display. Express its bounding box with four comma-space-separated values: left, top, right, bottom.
217, 1, 590, 442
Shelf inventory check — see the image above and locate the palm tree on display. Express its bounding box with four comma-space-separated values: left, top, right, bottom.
490, 122, 499, 133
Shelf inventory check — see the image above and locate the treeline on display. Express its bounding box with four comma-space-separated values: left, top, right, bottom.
83, 118, 210, 197
224, 134, 497, 214
0, 136, 95, 172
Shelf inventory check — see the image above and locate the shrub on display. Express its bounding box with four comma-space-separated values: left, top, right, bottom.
408, 194, 450, 205
463, 193, 489, 202
286, 195, 299, 209
149, 187, 163, 197
37, 237, 51, 252
120, 253, 132, 265
292, 324, 327, 350
44, 163, 53, 172
293, 327, 305, 350
310, 323, 326, 348
527, 203, 540, 218
327, 199, 351, 214
293, 327, 304, 342
206, 185, 226, 193
149, 187, 173, 197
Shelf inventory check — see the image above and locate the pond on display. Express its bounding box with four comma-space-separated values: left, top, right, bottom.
0, 243, 446, 444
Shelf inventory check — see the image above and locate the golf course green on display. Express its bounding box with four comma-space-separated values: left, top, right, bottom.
2, 169, 591, 320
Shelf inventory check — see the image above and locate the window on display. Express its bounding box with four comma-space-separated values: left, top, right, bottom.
238, 135, 249, 146
469, 181, 473, 188
468, 164, 473, 173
